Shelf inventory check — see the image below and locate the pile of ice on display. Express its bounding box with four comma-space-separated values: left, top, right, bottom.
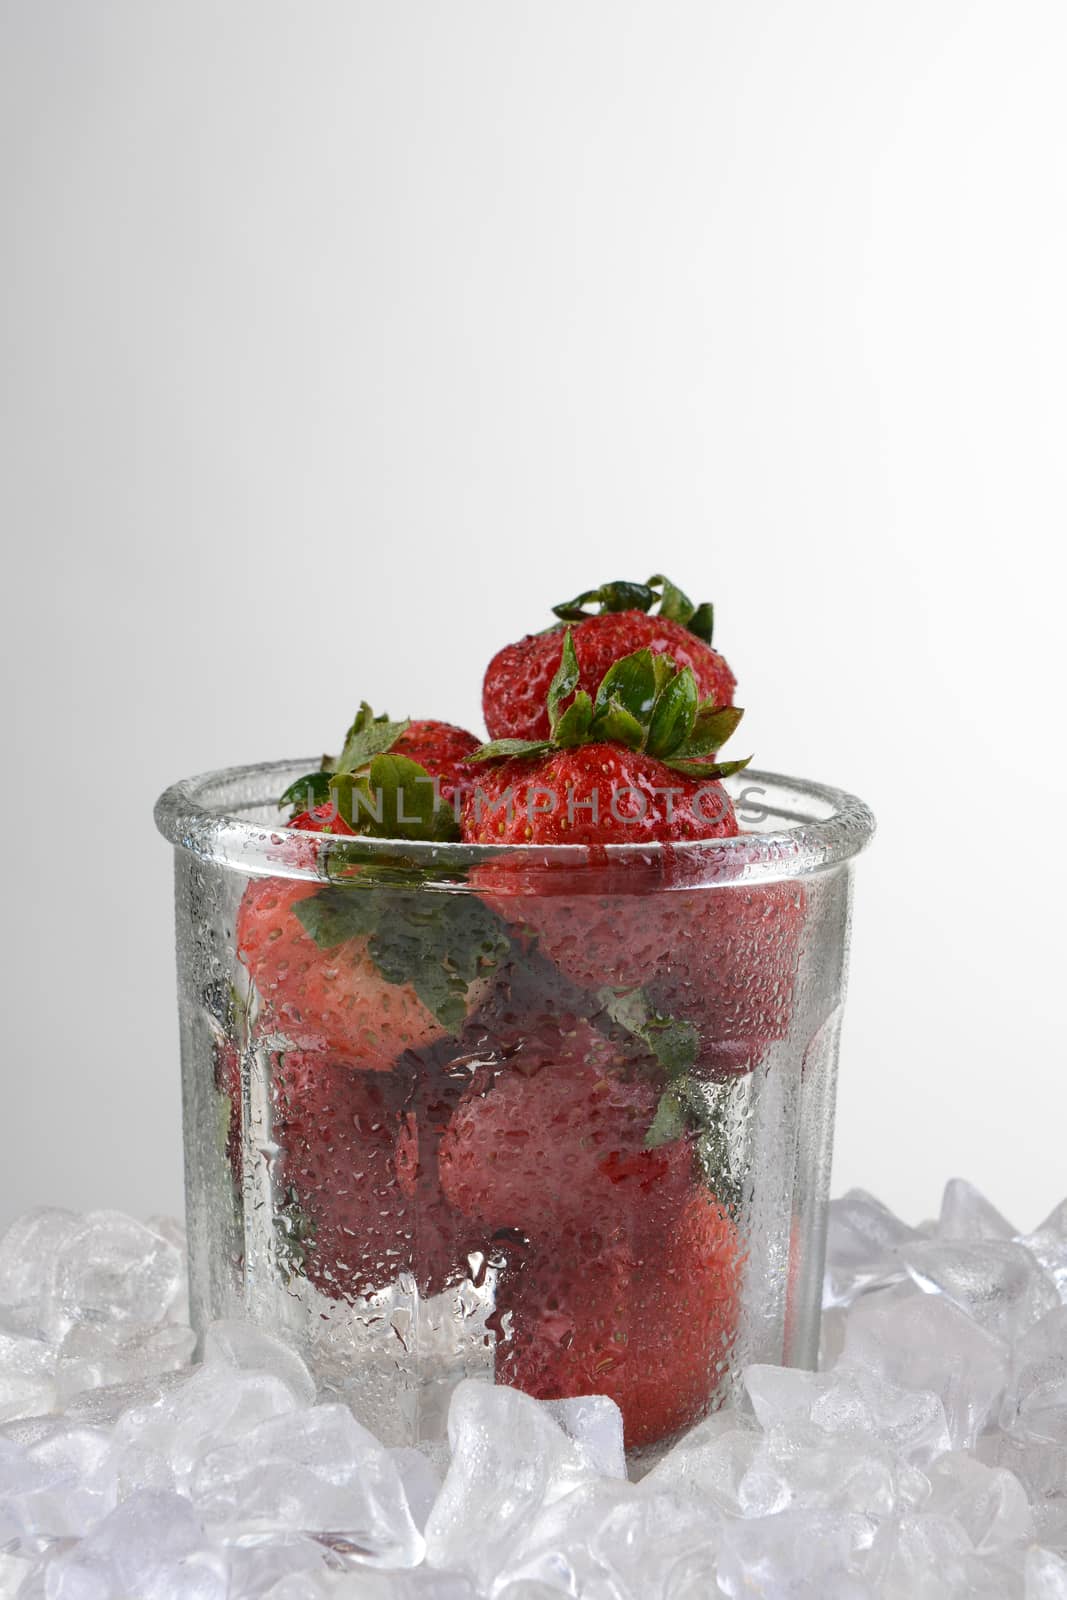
1, 1183, 1065, 1599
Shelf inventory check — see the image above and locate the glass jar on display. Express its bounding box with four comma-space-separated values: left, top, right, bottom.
155, 761, 873, 1466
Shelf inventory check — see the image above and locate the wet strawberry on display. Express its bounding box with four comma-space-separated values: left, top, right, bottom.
239, 759, 509, 1065
393, 1045, 505, 1297
495, 1189, 741, 1450
279, 701, 475, 831
271, 1050, 410, 1300
391, 721, 479, 806
438, 1026, 694, 1238
483, 577, 735, 744
464, 631, 747, 847
515, 881, 805, 1079
237, 879, 451, 1067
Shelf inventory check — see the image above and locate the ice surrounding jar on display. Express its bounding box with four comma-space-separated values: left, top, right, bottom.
155, 761, 874, 1465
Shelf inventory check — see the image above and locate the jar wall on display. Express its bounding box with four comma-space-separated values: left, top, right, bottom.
170, 834, 857, 1465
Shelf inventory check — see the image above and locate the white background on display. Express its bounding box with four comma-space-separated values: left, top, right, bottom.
2, 1, 1065, 1232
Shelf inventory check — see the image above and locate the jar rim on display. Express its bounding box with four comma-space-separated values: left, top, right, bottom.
154, 758, 875, 888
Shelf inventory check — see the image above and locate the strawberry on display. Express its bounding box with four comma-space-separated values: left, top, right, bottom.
495, 1189, 741, 1450
437, 1025, 694, 1238
464, 636, 799, 1099
391, 721, 479, 805
236, 879, 461, 1066
393, 1052, 493, 1297
271, 1050, 409, 1299
463, 630, 747, 847
279, 701, 476, 829
239, 724, 510, 1065
483, 576, 736, 744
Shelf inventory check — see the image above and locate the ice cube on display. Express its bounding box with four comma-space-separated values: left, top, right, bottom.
874, 1512, 1025, 1600
937, 1179, 1017, 1242
1027, 1547, 1067, 1600
1003, 1306, 1067, 1443
841, 1285, 1009, 1449
61, 1368, 189, 1428
716, 1507, 878, 1598
976, 1431, 1067, 1548
0, 1423, 116, 1543
424, 1381, 601, 1589
494, 1478, 717, 1600
56, 1322, 196, 1402
924, 1451, 1033, 1550
109, 1366, 302, 1494
0, 1328, 56, 1424
824, 1190, 923, 1308
388, 1447, 442, 1534
739, 1423, 928, 1521
191, 1404, 423, 1568
1018, 1200, 1067, 1304
202, 1320, 316, 1406
23, 1489, 226, 1600
540, 1394, 626, 1481
901, 1238, 1059, 1341
53, 1212, 185, 1328
643, 1413, 764, 1515
744, 1363, 952, 1463
218, 1532, 333, 1600
0, 1553, 32, 1600
0, 1207, 84, 1324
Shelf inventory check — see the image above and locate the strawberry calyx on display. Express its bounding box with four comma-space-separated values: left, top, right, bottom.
552, 573, 715, 645
294, 885, 512, 1032
279, 702, 459, 843
471, 630, 751, 779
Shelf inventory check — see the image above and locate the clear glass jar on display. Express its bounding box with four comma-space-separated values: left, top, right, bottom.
155, 761, 874, 1466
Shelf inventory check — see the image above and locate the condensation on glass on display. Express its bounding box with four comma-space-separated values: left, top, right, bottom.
155, 763, 874, 1467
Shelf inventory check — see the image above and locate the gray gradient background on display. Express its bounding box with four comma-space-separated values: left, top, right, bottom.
1, 2, 1065, 1232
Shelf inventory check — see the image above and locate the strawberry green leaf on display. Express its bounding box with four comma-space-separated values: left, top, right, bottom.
651, 654, 675, 694
646, 666, 699, 759
336, 703, 411, 775
468, 738, 553, 763
664, 754, 752, 779
645, 1086, 689, 1149
596, 985, 699, 1076
369, 893, 511, 1031
294, 887, 381, 949
547, 627, 581, 732
687, 602, 714, 644
592, 648, 658, 723
552, 581, 656, 621
330, 755, 459, 841
278, 770, 334, 815
674, 703, 744, 758
589, 697, 645, 749
647, 573, 695, 625
294, 885, 512, 1033
552, 691, 595, 747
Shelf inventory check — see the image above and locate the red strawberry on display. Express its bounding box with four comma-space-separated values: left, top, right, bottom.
279, 702, 476, 831
483, 577, 735, 744
438, 1028, 694, 1238
464, 630, 746, 848
463, 743, 739, 847
237, 879, 450, 1067
391, 721, 479, 806
495, 1189, 741, 1450
465, 634, 799, 1079
271, 1050, 410, 1299
239, 770, 507, 1065
511, 882, 805, 1079
393, 1060, 489, 1297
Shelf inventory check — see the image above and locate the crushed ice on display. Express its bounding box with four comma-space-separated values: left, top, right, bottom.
0, 1183, 1065, 1597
